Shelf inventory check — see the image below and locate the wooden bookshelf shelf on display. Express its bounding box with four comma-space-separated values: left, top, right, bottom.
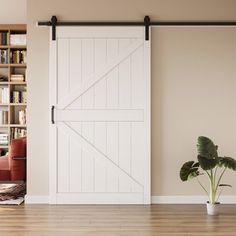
9, 45, 27, 49
0, 82, 26, 85
0, 64, 9, 68
0, 64, 27, 68
0, 24, 27, 152
0, 45, 8, 49
0, 45, 26, 49
0, 103, 27, 106
9, 124, 26, 127
10, 103, 27, 106
10, 64, 27, 68
0, 124, 26, 128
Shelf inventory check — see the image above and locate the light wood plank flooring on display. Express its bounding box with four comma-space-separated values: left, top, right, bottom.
0, 204, 236, 235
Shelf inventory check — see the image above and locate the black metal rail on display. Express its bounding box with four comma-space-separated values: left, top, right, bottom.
38, 15, 236, 41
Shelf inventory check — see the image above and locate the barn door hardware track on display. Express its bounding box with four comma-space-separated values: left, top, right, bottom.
38, 15, 236, 41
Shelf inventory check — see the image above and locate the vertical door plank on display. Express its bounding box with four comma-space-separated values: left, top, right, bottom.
107, 39, 119, 109
118, 39, 131, 109
81, 39, 94, 79
57, 39, 69, 102
130, 44, 145, 190
81, 39, 95, 193
106, 39, 119, 192
68, 39, 82, 109
94, 39, 107, 109
131, 45, 144, 109
118, 39, 132, 192
57, 130, 69, 192
94, 39, 107, 192
107, 123, 118, 164
131, 123, 145, 189
118, 122, 131, 192
81, 150, 94, 192
94, 158, 107, 192
69, 39, 82, 92
69, 139, 82, 192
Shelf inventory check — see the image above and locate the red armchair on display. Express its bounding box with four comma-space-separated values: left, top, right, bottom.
0, 137, 26, 181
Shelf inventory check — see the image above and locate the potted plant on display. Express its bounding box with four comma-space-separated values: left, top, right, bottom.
180, 136, 236, 215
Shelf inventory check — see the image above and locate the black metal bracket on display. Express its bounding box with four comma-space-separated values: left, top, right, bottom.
51, 16, 58, 40
144, 16, 150, 41
51, 105, 55, 124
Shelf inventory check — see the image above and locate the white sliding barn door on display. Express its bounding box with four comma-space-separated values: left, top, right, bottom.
49, 26, 150, 204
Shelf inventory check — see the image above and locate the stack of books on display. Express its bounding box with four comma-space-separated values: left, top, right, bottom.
11, 128, 26, 139
10, 34, 26, 45
10, 50, 26, 64
0, 87, 9, 104
0, 133, 8, 145
10, 74, 24, 82
0, 50, 8, 64
0, 111, 8, 124
0, 32, 8, 45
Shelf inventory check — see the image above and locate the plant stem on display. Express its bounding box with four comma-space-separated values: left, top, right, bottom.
209, 169, 215, 203
196, 177, 209, 198
216, 188, 223, 202
213, 166, 218, 188
215, 167, 227, 198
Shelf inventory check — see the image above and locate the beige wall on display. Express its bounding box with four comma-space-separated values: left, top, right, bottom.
0, 0, 26, 23
27, 0, 236, 197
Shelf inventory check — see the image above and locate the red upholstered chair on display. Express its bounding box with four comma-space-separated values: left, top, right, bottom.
0, 137, 26, 181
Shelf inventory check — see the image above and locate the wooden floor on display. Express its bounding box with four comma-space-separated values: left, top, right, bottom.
0, 204, 236, 235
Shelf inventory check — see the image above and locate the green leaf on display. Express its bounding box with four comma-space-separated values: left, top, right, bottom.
197, 155, 217, 170
180, 161, 200, 181
219, 157, 236, 170
197, 136, 218, 159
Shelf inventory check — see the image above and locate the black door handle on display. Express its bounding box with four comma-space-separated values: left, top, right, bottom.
51, 105, 55, 124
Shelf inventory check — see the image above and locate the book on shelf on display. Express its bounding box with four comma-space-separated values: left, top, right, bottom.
0, 74, 8, 82
10, 34, 26, 46
0, 32, 8, 45
11, 90, 26, 103
0, 49, 8, 64
0, 87, 9, 103
22, 91, 27, 103
19, 109, 26, 125
10, 50, 27, 64
12, 91, 20, 103
10, 74, 25, 82
11, 128, 26, 139
0, 133, 8, 145
0, 110, 8, 124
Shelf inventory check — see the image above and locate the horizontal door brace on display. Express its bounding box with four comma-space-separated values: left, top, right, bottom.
56, 109, 144, 122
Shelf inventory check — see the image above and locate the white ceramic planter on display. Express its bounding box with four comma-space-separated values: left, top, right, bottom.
206, 202, 220, 215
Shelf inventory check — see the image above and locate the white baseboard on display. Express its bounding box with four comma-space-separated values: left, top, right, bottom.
24, 195, 49, 204
24, 195, 236, 204
151, 195, 236, 204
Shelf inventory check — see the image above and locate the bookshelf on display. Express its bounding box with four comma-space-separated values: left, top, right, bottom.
0, 24, 27, 155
